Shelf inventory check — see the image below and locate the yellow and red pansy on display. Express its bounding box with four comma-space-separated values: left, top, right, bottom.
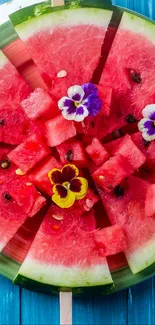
48, 164, 88, 208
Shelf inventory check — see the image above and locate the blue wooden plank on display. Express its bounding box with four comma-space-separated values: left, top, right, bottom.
0, 275, 20, 325
128, 278, 155, 325
21, 289, 59, 325
73, 291, 128, 325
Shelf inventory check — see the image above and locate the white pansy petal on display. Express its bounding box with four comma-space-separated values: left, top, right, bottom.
74, 105, 89, 122
68, 85, 85, 102
58, 96, 71, 110
138, 118, 150, 132
142, 132, 155, 142
142, 104, 155, 119
62, 107, 76, 121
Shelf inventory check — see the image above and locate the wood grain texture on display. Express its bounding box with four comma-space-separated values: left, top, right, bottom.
21, 289, 59, 325
0, 275, 20, 325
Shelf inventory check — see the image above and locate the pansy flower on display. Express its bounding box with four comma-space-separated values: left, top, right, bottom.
48, 164, 88, 208
138, 104, 155, 141
58, 83, 102, 122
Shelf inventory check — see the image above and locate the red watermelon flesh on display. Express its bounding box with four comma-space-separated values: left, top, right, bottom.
145, 184, 155, 218
21, 88, 59, 120
8, 134, 50, 173
86, 137, 109, 166
94, 224, 127, 256
29, 156, 62, 196
92, 154, 133, 192
97, 85, 112, 116
8, 175, 46, 217
0, 105, 30, 145
56, 139, 88, 168
0, 144, 16, 184
12, 7, 112, 100
100, 12, 155, 121
45, 115, 76, 147
0, 50, 31, 106
105, 134, 146, 170
98, 176, 155, 273
0, 183, 28, 252
131, 132, 155, 163
16, 204, 112, 288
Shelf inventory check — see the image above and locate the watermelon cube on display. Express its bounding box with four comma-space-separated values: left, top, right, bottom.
86, 137, 109, 166
29, 156, 61, 196
45, 115, 76, 147
97, 84, 112, 116
8, 175, 46, 217
94, 224, 127, 256
145, 184, 155, 218
105, 134, 146, 171
21, 88, 59, 120
8, 134, 50, 173
92, 154, 133, 192
57, 139, 87, 167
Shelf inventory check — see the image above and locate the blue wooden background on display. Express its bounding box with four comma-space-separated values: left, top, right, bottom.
0, 0, 155, 324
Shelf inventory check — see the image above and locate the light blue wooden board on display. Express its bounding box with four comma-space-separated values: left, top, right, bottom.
0, 0, 155, 324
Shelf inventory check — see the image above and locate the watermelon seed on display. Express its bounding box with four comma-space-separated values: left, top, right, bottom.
91, 121, 95, 128
114, 185, 124, 197
1, 159, 10, 169
126, 114, 137, 124
142, 138, 151, 147
66, 149, 73, 162
130, 70, 142, 84
4, 193, 12, 201
0, 119, 5, 126
57, 70, 67, 78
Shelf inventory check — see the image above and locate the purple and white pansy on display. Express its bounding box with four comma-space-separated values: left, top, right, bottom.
138, 104, 155, 141
58, 83, 102, 122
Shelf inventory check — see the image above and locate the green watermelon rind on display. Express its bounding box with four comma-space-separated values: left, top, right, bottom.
9, 0, 113, 27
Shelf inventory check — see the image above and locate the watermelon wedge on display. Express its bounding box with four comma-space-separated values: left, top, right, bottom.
9, 0, 112, 100
98, 176, 155, 274
14, 204, 114, 295
100, 11, 155, 123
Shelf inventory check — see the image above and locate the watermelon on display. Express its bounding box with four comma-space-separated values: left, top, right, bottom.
0, 144, 16, 184
145, 184, 155, 218
97, 85, 112, 116
105, 134, 146, 170
0, 49, 31, 106
0, 183, 28, 253
86, 137, 109, 166
98, 176, 155, 274
8, 134, 50, 173
21, 88, 59, 120
100, 11, 155, 123
29, 156, 61, 196
14, 204, 113, 294
8, 175, 46, 217
131, 132, 155, 163
45, 115, 76, 147
10, 1, 112, 100
94, 224, 127, 256
56, 139, 88, 168
92, 154, 133, 192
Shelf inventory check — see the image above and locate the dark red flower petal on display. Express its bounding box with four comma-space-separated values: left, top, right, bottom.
50, 170, 63, 184
70, 178, 82, 193
62, 165, 77, 182
55, 185, 68, 198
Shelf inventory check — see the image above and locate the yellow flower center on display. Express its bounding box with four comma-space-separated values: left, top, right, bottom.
63, 181, 70, 190
154, 121, 155, 126
74, 102, 79, 108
